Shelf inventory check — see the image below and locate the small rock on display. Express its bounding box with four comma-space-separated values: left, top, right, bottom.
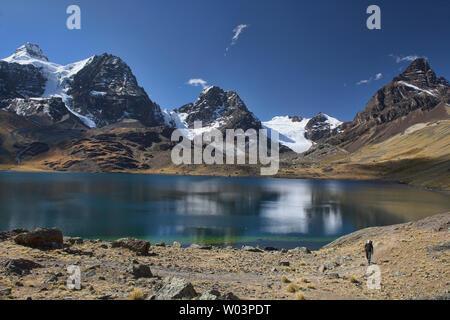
290, 247, 311, 254
65, 237, 83, 245
318, 264, 326, 273
0, 228, 29, 241
264, 246, 278, 252
221, 292, 240, 300
155, 242, 166, 247
44, 273, 61, 283
14, 228, 63, 249
112, 238, 151, 255
242, 246, 263, 253
281, 249, 288, 254
394, 271, 405, 277
172, 241, 181, 248
427, 241, 450, 252
279, 261, 290, 267
127, 262, 153, 279
85, 271, 96, 278
198, 290, 221, 300
0, 287, 12, 296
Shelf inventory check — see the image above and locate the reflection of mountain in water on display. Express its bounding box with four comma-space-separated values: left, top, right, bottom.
0, 173, 448, 247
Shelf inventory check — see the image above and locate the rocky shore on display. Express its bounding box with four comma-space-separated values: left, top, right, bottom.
0, 213, 448, 300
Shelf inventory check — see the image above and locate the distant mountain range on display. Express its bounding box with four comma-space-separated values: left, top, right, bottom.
0, 43, 342, 153
0, 43, 449, 189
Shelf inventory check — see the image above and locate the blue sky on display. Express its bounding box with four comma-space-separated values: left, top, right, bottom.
0, 0, 449, 121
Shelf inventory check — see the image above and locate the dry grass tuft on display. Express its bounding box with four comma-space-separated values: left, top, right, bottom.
286, 283, 300, 293
295, 291, 305, 300
129, 288, 144, 300
349, 276, 359, 284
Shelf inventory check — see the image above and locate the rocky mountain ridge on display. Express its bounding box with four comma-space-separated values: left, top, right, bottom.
324, 58, 449, 152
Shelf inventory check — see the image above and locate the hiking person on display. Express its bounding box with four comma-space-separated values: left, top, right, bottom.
365, 240, 374, 265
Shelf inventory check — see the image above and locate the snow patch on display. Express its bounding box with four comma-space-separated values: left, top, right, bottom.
90, 91, 107, 97
262, 116, 313, 153
398, 81, 437, 97
263, 114, 342, 153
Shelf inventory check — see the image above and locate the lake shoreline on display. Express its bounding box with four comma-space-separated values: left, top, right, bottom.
2, 167, 449, 194
0, 212, 448, 300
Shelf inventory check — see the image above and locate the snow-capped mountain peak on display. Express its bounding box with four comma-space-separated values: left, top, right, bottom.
1, 44, 166, 129
263, 113, 343, 153
164, 86, 262, 139
4, 43, 49, 63
2, 45, 96, 127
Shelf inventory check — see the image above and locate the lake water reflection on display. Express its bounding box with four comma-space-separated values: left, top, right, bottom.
0, 172, 448, 249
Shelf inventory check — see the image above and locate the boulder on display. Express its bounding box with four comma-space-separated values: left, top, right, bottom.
155, 277, 197, 300
111, 238, 150, 255
1, 258, 42, 275
127, 262, 153, 279
14, 228, 63, 249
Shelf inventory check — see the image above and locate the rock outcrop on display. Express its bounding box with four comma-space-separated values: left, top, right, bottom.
112, 238, 151, 255
154, 277, 197, 300
14, 228, 63, 249
68, 54, 165, 128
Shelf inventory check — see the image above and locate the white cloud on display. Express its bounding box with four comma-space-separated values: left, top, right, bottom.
225, 24, 249, 55
389, 54, 426, 63
187, 78, 208, 88
356, 72, 383, 85
356, 79, 371, 85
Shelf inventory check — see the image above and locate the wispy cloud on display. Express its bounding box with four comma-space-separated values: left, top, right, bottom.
356, 79, 371, 86
225, 24, 249, 55
389, 54, 426, 63
187, 78, 208, 88
356, 73, 383, 86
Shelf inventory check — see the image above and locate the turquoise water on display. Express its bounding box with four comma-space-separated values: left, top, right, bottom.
0, 171, 448, 249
